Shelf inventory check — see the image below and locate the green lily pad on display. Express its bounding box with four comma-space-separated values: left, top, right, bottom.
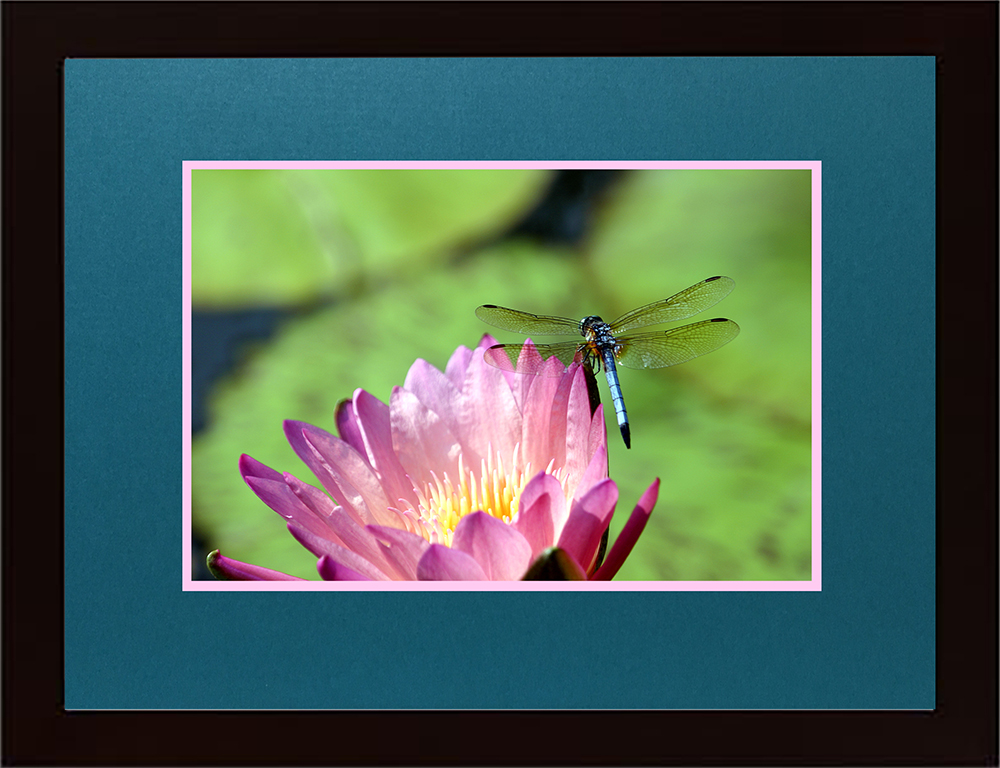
603, 378, 812, 580
191, 168, 553, 308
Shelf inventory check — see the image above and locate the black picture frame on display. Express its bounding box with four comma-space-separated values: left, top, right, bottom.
4, 2, 996, 764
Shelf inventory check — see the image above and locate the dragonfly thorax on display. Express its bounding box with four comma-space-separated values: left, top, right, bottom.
577, 316, 621, 374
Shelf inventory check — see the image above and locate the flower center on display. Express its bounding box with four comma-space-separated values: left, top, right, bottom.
398, 443, 564, 546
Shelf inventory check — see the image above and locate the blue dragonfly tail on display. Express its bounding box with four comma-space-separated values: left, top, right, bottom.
600, 349, 630, 449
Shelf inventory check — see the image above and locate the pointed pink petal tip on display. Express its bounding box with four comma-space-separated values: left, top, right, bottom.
513, 471, 567, 557
207, 550, 305, 581
557, 477, 619, 572
477, 333, 499, 350
335, 396, 365, 451
239, 453, 283, 484
591, 478, 660, 581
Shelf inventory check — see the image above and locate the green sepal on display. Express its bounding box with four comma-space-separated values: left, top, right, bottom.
522, 547, 588, 580
206, 550, 230, 581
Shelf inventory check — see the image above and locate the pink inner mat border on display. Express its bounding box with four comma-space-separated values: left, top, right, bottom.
182, 160, 822, 592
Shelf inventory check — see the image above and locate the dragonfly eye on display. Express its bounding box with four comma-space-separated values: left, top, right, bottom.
579, 315, 604, 334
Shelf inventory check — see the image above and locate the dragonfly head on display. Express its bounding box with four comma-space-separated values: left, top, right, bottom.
578, 315, 605, 337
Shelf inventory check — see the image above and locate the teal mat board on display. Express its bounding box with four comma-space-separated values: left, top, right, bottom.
64, 58, 935, 709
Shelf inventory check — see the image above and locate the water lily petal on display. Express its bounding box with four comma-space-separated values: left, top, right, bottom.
444, 341, 478, 388
544, 367, 575, 471
352, 389, 421, 509
241, 462, 345, 546
562, 366, 598, 488
207, 550, 305, 581
452, 511, 533, 580
495, 338, 541, 406
416, 543, 488, 580
283, 420, 371, 524
294, 421, 401, 528
558, 478, 619, 572
404, 357, 461, 430
512, 472, 566, 558
455, 345, 522, 462
238, 453, 285, 484
390, 386, 462, 482
367, 525, 432, 580
320, 509, 406, 578
287, 525, 392, 580
573, 438, 608, 504
588, 402, 608, 461
281, 471, 336, 517
317, 555, 372, 581
405, 355, 492, 482
591, 479, 660, 581
518, 351, 565, 472
302, 423, 402, 527
334, 397, 367, 456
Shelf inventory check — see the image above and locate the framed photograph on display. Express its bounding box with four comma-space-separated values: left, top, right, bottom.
5, 2, 996, 764
184, 161, 819, 592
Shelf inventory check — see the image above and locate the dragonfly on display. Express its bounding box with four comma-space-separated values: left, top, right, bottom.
475, 275, 740, 449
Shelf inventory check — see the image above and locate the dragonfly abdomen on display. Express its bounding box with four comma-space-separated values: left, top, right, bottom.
581, 319, 633, 449
600, 347, 631, 450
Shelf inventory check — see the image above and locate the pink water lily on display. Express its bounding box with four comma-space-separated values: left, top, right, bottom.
210, 336, 659, 581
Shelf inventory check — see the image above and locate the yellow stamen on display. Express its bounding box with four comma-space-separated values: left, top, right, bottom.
399, 442, 569, 547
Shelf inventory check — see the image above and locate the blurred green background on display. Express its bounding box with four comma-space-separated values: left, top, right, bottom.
191, 168, 813, 581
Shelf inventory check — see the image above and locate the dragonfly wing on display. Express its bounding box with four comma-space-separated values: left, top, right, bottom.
614, 319, 740, 370
609, 276, 735, 333
483, 341, 584, 376
475, 305, 581, 336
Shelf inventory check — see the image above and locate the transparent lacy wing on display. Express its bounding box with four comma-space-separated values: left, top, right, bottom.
609, 276, 735, 334
614, 318, 740, 370
475, 305, 581, 336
